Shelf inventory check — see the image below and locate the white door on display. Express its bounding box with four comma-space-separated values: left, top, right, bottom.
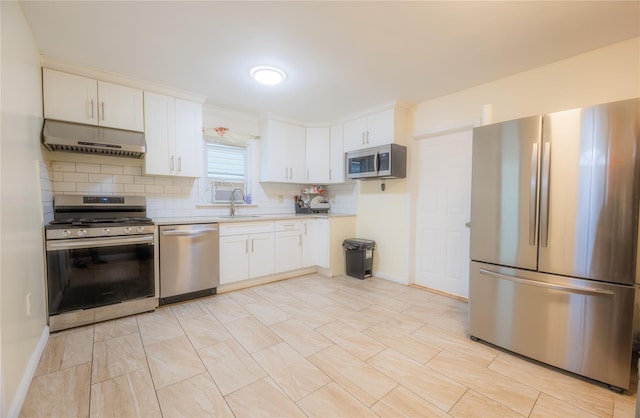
415, 130, 472, 297
43, 68, 98, 125
366, 108, 395, 147
174, 99, 203, 177
249, 233, 275, 278
301, 220, 317, 268
97, 80, 144, 132
220, 235, 249, 284
275, 230, 302, 273
143, 92, 175, 176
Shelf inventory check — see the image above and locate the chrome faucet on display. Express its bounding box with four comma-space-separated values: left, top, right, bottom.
230, 188, 246, 216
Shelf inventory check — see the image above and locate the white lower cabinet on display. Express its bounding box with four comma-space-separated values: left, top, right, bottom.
301, 219, 317, 268
219, 222, 275, 285
249, 233, 276, 278
275, 221, 302, 273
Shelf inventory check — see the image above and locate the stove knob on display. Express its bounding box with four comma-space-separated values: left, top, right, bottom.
77, 229, 87, 237
123, 227, 132, 234
102, 228, 111, 235
61, 230, 71, 238
136, 226, 146, 233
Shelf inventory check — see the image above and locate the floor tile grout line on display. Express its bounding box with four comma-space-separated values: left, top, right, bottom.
169, 308, 237, 417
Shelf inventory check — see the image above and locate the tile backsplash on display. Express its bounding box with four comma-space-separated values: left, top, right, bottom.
44, 160, 357, 219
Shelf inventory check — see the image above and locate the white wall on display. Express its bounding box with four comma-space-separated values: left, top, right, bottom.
408, 37, 640, 288
1, 2, 48, 416
412, 37, 639, 136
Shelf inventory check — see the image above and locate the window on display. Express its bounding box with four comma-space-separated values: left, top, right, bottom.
206, 142, 248, 203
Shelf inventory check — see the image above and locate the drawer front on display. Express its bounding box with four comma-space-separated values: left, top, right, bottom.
220, 221, 274, 236
275, 220, 302, 232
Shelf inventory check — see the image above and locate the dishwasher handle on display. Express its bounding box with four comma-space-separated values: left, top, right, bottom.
161, 227, 218, 237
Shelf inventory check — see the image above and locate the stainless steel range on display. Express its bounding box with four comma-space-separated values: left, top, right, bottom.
45, 195, 156, 331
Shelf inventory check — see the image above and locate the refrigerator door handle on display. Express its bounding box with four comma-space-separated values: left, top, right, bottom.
539, 141, 551, 247
479, 269, 614, 296
529, 142, 539, 246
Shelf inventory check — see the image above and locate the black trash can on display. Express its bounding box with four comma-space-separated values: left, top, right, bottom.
342, 238, 375, 279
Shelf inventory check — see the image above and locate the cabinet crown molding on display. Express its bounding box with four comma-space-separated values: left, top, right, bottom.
41, 58, 205, 103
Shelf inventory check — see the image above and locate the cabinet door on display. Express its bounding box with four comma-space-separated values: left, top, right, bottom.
261, 120, 289, 182
329, 124, 345, 183
366, 108, 395, 147
305, 127, 330, 184
43, 68, 98, 125
174, 99, 203, 177
315, 219, 330, 268
275, 230, 302, 273
220, 235, 249, 284
143, 92, 175, 176
343, 117, 367, 153
249, 233, 275, 278
97, 81, 144, 132
301, 220, 317, 268
287, 124, 306, 183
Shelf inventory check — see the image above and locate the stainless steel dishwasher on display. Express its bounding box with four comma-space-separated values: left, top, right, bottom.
159, 223, 219, 305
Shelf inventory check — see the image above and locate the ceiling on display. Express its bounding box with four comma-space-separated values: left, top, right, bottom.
19, 1, 640, 124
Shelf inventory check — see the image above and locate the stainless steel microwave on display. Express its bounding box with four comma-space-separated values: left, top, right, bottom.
346, 144, 407, 180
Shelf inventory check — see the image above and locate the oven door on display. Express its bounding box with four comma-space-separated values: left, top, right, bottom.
46, 235, 154, 316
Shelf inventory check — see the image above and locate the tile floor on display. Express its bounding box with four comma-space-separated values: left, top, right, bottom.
20, 274, 638, 417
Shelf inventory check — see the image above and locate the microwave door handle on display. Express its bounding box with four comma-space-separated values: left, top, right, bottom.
374, 151, 379, 173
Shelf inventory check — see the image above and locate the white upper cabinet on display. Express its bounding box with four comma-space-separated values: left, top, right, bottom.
43, 68, 143, 132
261, 119, 306, 183
174, 99, 203, 177
343, 116, 367, 153
305, 127, 330, 184
144, 91, 203, 177
343, 107, 404, 153
143, 92, 174, 175
329, 124, 345, 183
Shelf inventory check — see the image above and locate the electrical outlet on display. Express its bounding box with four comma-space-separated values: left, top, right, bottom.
278, 195, 284, 203
26, 292, 31, 316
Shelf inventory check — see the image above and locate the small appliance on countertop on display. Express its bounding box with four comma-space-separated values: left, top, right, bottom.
295, 186, 330, 214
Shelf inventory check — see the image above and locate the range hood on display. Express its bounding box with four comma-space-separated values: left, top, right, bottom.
43, 120, 146, 159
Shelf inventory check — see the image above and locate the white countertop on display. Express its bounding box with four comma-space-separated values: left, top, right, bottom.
153, 213, 356, 225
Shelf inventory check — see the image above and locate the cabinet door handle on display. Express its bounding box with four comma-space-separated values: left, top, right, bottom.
101, 102, 105, 120
90, 99, 94, 119
299, 235, 302, 246
284, 167, 288, 180
366, 131, 370, 144
178, 156, 182, 172
251, 238, 255, 253
245, 238, 249, 254
170, 155, 175, 171
329, 169, 332, 181
361, 132, 365, 145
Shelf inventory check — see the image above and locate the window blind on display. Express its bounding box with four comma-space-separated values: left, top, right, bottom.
206, 143, 246, 181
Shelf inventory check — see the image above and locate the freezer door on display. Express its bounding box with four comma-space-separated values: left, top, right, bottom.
470, 115, 542, 270
539, 98, 640, 285
468, 261, 634, 390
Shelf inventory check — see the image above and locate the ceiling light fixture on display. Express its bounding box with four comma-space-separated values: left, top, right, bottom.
250, 66, 286, 85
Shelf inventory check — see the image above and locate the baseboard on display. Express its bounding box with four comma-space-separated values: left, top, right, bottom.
373, 272, 409, 285
410, 283, 468, 303
7, 325, 49, 418
217, 267, 317, 294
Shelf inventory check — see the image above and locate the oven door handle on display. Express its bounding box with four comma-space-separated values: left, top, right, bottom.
46, 234, 154, 251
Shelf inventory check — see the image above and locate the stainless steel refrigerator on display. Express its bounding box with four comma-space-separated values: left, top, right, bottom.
468, 98, 640, 391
